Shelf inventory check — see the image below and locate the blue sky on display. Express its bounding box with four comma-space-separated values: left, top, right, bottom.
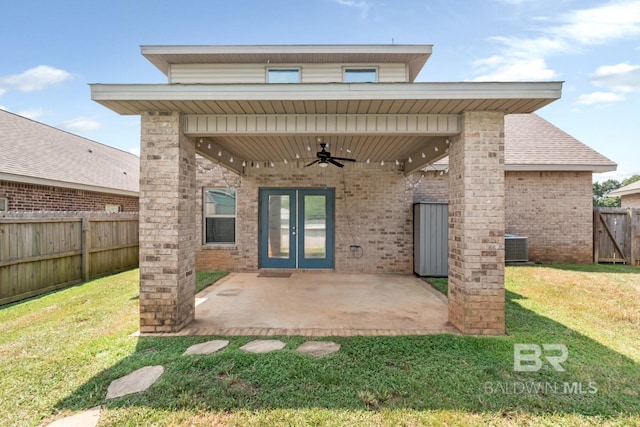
1, 0, 638, 181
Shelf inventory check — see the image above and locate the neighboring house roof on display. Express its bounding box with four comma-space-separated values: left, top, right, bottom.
432, 113, 616, 173
609, 180, 640, 197
0, 109, 139, 196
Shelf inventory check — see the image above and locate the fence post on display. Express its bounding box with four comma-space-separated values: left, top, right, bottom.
631, 208, 637, 266
593, 209, 599, 263
81, 216, 90, 281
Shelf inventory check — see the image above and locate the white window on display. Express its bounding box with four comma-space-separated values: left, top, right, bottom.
267, 68, 300, 83
344, 68, 377, 83
204, 188, 236, 244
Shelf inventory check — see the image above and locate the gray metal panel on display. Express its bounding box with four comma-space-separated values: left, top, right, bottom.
414, 202, 448, 277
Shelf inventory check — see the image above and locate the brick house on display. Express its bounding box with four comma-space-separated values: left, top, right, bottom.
608, 181, 640, 208
0, 110, 139, 212
92, 43, 599, 334
195, 112, 615, 269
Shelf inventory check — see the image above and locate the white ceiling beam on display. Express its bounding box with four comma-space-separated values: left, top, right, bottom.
184, 114, 460, 135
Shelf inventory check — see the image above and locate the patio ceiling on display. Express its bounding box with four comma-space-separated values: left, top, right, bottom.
194, 133, 452, 175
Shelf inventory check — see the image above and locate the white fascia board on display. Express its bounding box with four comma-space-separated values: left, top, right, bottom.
141, 44, 434, 55
0, 172, 139, 197
90, 81, 563, 102
505, 164, 617, 173
608, 187, 640, 197
424, 163, 617, 173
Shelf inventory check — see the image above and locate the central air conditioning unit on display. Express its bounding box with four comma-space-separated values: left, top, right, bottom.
505, 234, 528, 263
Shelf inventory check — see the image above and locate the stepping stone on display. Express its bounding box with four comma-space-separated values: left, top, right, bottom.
106, 365, 164, 400
240, 339, 286, 353
184, 340, 229, 355
297, 341, 341, 357
46, 407, 101, 427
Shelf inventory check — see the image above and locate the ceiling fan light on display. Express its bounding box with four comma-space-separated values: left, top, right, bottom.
319, 161, 328, 168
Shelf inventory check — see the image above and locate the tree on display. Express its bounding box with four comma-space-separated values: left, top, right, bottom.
621, 174, 640, 187
593, 179, 621, 207
592, 174, 640, 207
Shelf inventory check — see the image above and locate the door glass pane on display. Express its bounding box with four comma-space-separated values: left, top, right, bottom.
304, 195, 326, 259
268, 195, 290, 259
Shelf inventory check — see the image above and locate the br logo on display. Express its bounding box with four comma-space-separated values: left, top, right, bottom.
513, 344, 568, 372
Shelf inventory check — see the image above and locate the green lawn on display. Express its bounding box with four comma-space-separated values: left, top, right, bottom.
1, 265, 639, 426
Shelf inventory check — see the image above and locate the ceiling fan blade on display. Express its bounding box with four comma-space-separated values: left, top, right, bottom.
331, 156, 356, 162
328, 158, 344, 168
305, 159, 320, 167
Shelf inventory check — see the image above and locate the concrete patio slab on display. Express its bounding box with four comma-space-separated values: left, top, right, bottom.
297, 341, 341, 357
106, 365, 164, 400
240, 339, 286, 353
141, 273, 457, 337
183, 340, 229, 355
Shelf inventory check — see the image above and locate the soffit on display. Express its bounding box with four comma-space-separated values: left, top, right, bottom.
90, 82, 562, 116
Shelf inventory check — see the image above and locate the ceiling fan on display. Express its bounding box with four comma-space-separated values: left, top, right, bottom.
305, 143, 356, 168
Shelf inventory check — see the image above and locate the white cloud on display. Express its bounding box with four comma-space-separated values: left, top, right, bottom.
61, 117, 102, 132
0, 105, 6, 111
576, 91, 626, 105
472, 0, 640, 81
552, 1, 640, 46
0, 88, 6, 97
590, 62, 640, 93
128, 148, 140, 157
17, 108, 45, 120
0, 65, 72, 92
472, 56, 557, 81
332, 0, 370, 17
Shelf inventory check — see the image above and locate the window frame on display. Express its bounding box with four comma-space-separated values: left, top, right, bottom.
343, 67, 378, 83
266, 67, 301, 83
203, 188, 237, 245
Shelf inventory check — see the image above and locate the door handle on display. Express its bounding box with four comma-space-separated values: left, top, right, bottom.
292, 226, 296, 235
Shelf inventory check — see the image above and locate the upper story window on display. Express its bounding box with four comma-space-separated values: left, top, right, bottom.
267, 68, 300, 83
344, 68, 377, 83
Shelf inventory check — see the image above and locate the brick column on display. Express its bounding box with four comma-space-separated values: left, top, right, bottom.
139, 112, 196, 333
448, 111, 505, 335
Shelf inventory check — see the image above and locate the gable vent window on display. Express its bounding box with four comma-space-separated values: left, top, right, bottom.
267, 68, 300, 83
204, 188, 236, 244
344, 68, 377, 83
0, 197, 8, 212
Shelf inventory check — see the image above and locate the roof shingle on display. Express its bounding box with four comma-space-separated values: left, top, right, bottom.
434, 113, 616, 172
0, 110, 139, 194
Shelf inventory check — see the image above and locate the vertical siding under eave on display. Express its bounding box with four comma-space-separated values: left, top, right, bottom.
169, 63, 409, 84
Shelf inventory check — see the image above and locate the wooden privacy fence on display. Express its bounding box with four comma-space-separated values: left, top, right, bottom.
593, 208, 640, 265
0, 213, 139, 305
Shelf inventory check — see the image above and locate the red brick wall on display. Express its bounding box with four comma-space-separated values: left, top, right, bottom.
195, 157, 414, 273
0, 180, 138, 212
194, 155, 595, 270
504, 171, 593, 264
414, 170, 594, 264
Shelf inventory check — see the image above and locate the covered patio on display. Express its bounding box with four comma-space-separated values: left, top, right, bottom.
90, 44, 563, 336
141, 272, 457, 336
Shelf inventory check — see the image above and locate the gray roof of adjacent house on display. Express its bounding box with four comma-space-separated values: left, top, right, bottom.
609, 180, 640, 197
0, 109, 139, 196
433, 113, 616, 173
